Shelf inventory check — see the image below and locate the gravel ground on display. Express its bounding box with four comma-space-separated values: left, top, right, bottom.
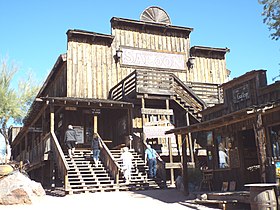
0, 188, 220, 210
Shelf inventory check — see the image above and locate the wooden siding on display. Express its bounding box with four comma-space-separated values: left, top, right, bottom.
38, 55, 67, 98
65, 19, 230, 99
223, 70, 267, 113
67, 40, 114, 99
111, 27, 190, 83
190, 56, 227, 84
49, 63, 67, 97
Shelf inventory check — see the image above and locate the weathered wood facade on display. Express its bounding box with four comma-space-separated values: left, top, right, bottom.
10, 7, 231, 192
167, 70, 280, 191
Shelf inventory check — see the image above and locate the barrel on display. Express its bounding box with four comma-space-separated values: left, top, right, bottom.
249, 185, 277, 210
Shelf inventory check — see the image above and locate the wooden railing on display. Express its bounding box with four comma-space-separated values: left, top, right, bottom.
136, 70, 174, 96
99, 135, 121, 186
187, 81, 222, 106
109, 70, 174, 100
17, 132, 69, 191
172, 75, 207, 113
109, 69, 207, 114
50, 131, 70, 191
19, 133, 51, 168
109, 71, 137, 100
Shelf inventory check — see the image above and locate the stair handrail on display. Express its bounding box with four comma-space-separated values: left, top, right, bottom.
50, 131, 70, 191
108, 70, 137, 100
171, 74, 207, 111
98, 133, 121, 187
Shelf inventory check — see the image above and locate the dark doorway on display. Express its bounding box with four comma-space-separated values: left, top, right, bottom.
241, 129, 261, 184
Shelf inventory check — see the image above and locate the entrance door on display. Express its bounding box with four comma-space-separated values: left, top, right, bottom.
241, 129, 261, 184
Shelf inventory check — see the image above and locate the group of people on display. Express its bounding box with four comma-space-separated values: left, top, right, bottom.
64, 125, 161, 182
120, 143, 161, 183
64, 125, 102, 166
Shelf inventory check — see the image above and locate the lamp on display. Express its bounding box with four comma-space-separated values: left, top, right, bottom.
115, 48, 123, 62
187, 57, 195, 69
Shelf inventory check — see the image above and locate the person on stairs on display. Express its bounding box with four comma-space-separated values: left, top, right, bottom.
120, 146, 133, 183
91, 133, 102, 167
64, 124, 78, 159
145, 144, 161, 179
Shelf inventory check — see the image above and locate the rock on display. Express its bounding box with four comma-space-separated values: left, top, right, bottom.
0, 170, 45, 205
0, 165, 13, 176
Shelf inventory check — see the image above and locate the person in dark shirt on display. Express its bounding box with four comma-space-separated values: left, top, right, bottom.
64, 125, 77, 159
92, 133, 102, 167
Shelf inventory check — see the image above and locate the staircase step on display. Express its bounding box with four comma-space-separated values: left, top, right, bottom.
64, 147, 165, 193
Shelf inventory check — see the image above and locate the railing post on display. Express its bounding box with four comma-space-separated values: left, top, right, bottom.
122, 81, 126, 99
116, 171, 119, 189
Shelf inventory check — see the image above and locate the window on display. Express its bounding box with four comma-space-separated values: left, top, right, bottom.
270, 126, 280, 159
217, 135, 233, 169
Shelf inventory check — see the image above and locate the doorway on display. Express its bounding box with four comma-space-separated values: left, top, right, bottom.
241, 129, 261, 184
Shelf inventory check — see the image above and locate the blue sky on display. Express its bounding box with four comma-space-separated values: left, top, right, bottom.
0, 0, 279, 86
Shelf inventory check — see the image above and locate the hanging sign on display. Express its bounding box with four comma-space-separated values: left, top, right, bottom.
91, 109, 101, 115
143, 125, 175, 138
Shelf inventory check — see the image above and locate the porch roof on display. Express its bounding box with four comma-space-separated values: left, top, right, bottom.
23, 97, 133, 126
166, 101, 280, 135
38, 97, 133, 108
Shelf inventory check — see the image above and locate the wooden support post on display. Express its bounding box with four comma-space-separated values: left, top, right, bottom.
178, 133, 183, 161
182, 133, 189, 195
186, 112, 194, 164
165, 99, 170, 111
168, 136, 175, 186
93, 115, 98, 134
50, 105, 54, 133
254, 113, 267, 182
166, 98, 175, 185
50, 105, 55, 189
141, 96, 145, 144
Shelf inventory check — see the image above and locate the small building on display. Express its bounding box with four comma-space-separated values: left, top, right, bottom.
10, 6, 231, 193
167, 70, 280, 191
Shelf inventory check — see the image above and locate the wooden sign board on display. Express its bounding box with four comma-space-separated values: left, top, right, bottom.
73, 126, 84, 144
121, 48, 185, 70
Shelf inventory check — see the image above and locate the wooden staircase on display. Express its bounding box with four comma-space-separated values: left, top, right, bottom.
64, 148, 165, 194
65, 149, 117, 194
111, 148, 167, 190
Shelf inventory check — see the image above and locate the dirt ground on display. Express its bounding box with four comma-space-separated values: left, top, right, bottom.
1, 188, 221, 210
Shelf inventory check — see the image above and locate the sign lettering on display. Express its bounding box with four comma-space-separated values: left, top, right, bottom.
232, 84, 250, 103
121, 48, 185, 70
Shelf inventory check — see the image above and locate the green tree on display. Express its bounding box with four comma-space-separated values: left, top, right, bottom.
0, 58, 40, 163
259, 0, 280, 40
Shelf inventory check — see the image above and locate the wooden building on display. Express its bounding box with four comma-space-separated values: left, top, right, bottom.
167, 70, 280, 191
10, 6, 230, 193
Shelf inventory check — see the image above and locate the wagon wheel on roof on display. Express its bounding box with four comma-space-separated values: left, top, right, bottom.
140, 6, 171, 25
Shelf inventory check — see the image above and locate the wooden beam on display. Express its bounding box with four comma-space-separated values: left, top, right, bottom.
50, 105, 54, 133
93, 115, 98, 134
165, 162, 182, 169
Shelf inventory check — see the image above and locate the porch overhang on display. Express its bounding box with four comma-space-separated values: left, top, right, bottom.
166, 101, 280, 135
24, 97, 133, 126
38, 97, 133, 108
